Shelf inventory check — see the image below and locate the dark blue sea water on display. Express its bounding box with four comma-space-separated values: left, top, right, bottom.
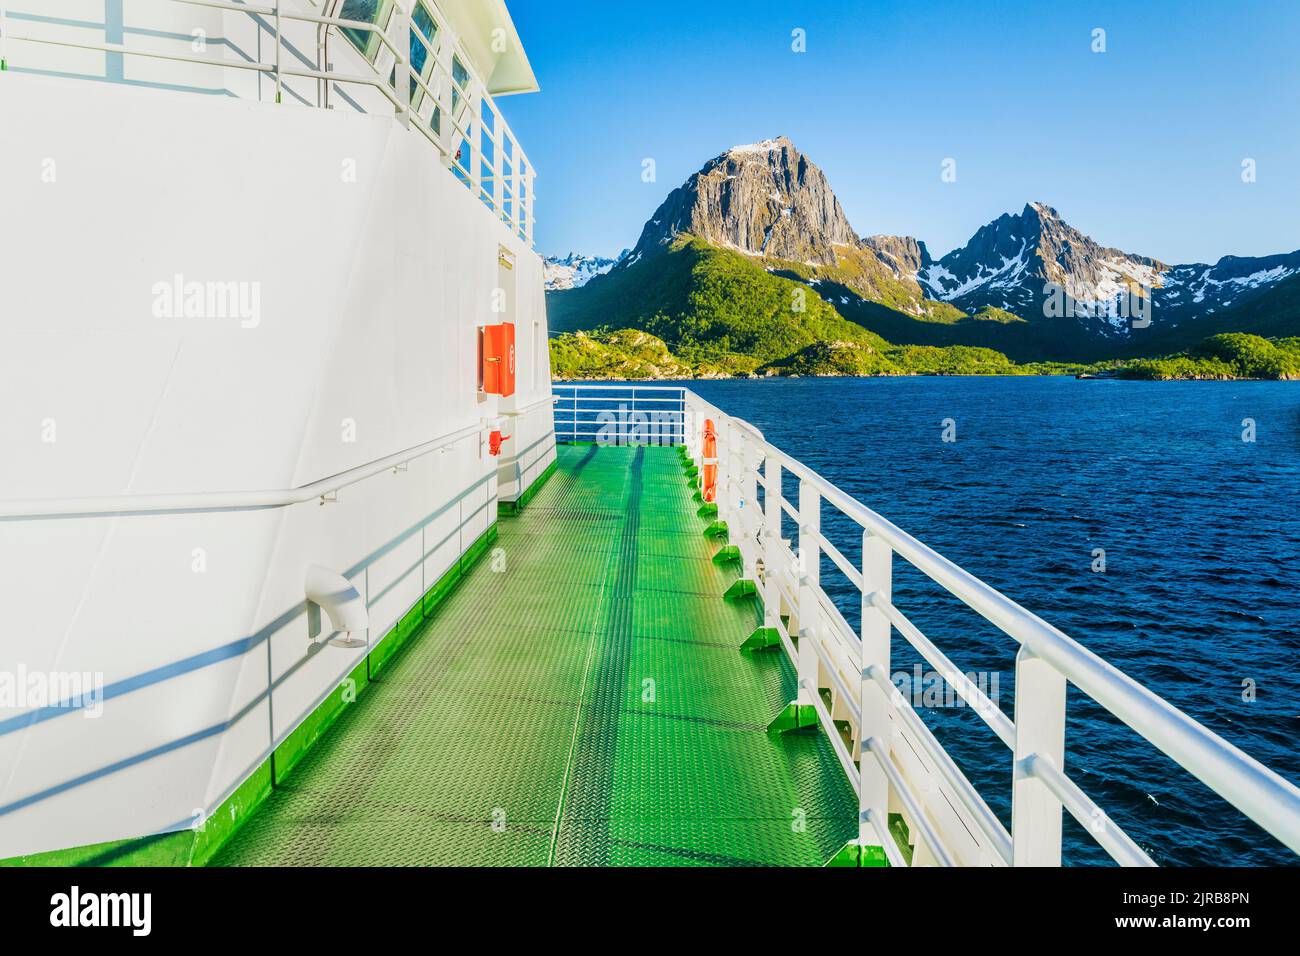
685, 376, 1300, 866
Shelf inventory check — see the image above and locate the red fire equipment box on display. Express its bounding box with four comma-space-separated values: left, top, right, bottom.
480, 323, 516, 397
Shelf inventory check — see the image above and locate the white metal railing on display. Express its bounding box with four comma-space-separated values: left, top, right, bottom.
551, 383, 686, 446
0, 0, 535, 244
552, 384, 1300, 866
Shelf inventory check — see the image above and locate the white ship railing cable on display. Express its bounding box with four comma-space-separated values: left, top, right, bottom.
550, 384, 1300, 865
1, 0, 535, 244
0, 394, 556, 520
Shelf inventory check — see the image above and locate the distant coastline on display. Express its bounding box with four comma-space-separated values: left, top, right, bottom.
551, 329, 1300, 383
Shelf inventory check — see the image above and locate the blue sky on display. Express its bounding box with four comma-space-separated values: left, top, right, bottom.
498, 0, 1300, 265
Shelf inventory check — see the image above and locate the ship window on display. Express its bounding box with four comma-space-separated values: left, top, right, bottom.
339, 0, 394, 63
411, 2, 437, 43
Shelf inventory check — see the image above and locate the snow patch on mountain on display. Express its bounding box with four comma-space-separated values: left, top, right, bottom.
921, 240, 1030, 299
544, 251, 627, 291
728, 139, 786, 156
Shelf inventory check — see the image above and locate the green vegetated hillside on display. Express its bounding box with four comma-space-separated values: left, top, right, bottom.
547, 239, 1297, 381
548, 237, 889, 375
759, 252, 1112, 363
1118, 333, 1300, 380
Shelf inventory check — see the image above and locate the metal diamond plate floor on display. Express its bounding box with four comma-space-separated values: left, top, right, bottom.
213, 444, 856, 867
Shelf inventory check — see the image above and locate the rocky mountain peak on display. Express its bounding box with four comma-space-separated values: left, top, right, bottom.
863, 235, 932, 278
920, 201, 1170, 327
626, 136, 859, 265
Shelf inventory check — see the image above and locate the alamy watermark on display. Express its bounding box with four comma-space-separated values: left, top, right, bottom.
891, 663, 1001, 714
592, 405, 682, 446
50, 886, 151, 936
1043, 280, 1152, 329
151, 274, 261, 328
0, 665, 104, 718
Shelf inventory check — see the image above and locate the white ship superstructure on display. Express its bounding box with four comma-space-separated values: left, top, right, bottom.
0, 0, 554, 859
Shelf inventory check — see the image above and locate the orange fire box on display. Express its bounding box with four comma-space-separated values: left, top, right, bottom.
480, 323, 516, 397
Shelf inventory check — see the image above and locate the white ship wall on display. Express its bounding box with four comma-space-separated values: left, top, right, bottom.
0, 68, 554, 858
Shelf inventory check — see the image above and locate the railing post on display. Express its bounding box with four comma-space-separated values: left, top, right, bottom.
689, 403, 702, 470
796, 590, 819, 709
858, 531, 893, 853
794, 478, 821, 702
737, 432, 758, 572
616, 389, 626, 446
629, 387, 640, 444
435, 28, 456, 160
493, 124, 503, 219
393, 1, 410, 128
1011, 646, 1067, 865
525, 166, 535, 245
761, 458, 782, 632
714, 418, 729, 520
469, 79, 483, 198
728, 420, 745, 533
273, 2, 282, 104
315, 9, 326, 108
797, 479, 820, 593
515, 146, 524, 238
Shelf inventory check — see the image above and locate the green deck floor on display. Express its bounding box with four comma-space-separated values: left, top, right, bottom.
213, 444, 857, 866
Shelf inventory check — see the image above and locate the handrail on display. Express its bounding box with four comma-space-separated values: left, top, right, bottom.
0, 421, 484, 520
865, 664, 1014, 865
872, 593, 1016, 748
865, 736, 956, 867
551, 383, 688, 390
681, 389, 1300, 860
1024, 753, 1155, 867
3, 0, 536, 243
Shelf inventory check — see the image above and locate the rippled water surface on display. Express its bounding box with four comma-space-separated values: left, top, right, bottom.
684, 376, 1300, 866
